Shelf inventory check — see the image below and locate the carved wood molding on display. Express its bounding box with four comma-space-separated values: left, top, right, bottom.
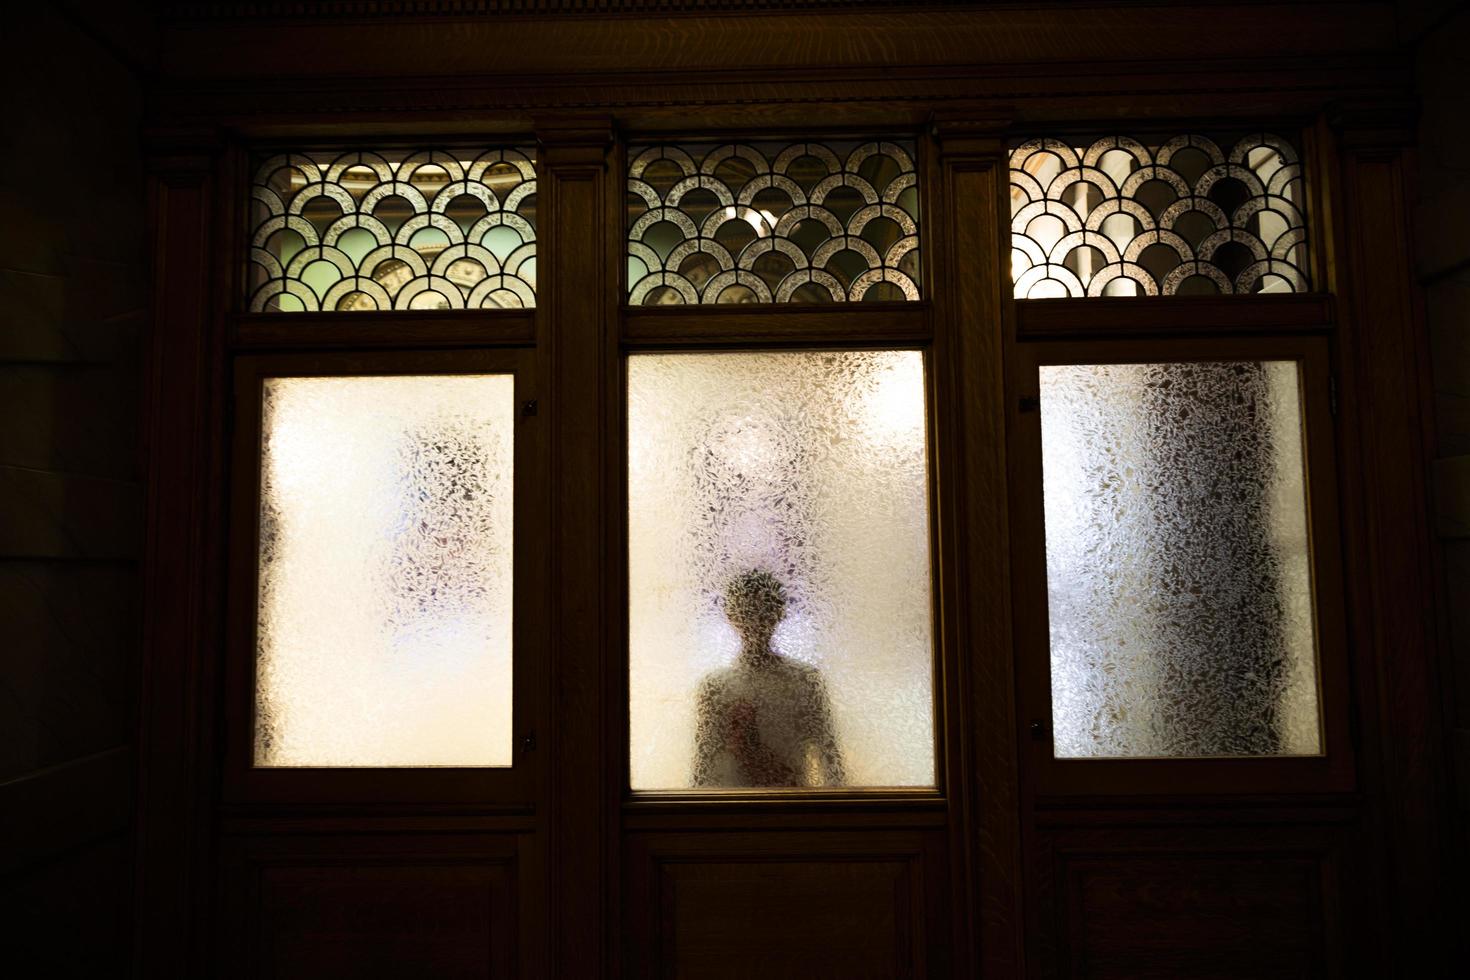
1327, 98, 1419, 152
165, 0, 979, 19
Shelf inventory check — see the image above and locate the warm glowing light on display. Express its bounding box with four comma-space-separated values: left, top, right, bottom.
254, 374, 515, 767
628, 351, 936, 790
855, 354, 927, 446
1040, 361, 1319, 758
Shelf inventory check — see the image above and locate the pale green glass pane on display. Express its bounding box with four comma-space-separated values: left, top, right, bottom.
247, 148, 538, 312
255, 374, 515, 767
1040, 360, 1321, 758
628, 350, 936, 789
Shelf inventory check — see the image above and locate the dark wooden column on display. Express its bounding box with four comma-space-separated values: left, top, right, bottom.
134, 128, 225, 978
537, 116, 617, 978
931, 112, 1026, 978
1324, 102, 1450, 975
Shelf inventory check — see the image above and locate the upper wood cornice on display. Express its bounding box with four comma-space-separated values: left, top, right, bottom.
160, 0, 1393, 18
164, 0, 991, 15
149, 2, 1412, 131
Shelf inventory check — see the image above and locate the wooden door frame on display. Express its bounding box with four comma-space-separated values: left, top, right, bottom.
222, 346, 546, 807
135, 5, 1445, 976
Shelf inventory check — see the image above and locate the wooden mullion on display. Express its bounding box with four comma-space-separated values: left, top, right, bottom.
136, 127, 225, 980
1015, 293, 1337, 340
538, 115, 617, 980
1324, 101, 1448, 975
623, 808, 949, 834
230, 311, 537, 350
622, 301, 931, 346
931, 111, 1025, 979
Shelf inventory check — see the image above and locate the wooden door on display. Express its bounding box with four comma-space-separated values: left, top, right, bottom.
133, 8, 1446, 976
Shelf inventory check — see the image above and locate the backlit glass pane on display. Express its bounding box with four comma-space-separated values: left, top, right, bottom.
628, 140, 920, 304
1010, 133, 1309, 297
255, 374, 514, 766
629, 351, 935, 789
1041, 360, 1321, 758
248, 148, 537, 311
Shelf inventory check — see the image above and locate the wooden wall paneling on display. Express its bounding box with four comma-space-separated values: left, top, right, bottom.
538, 115, 617, 978
135, 127, 225, 979
931, 111, 1025, 977
1323, 103, 1451, 975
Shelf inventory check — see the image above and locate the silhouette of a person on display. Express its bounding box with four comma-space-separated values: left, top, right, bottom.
692, 570, 845, 787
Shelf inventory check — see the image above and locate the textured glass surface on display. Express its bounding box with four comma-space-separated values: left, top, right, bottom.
628, 141, 920, 304
255, 375, 514, 766
628, 351, 935, 789
1011, 134, 1309, 297
248, 148, 537, 311
1041, 361, 1321, 758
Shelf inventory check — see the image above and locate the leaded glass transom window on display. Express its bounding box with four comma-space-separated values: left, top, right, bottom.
627, 140, 921, 305
248, 148, 537, 312
1010, 134, 1309, 298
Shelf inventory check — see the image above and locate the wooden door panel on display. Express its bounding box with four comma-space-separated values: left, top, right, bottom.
626, 829, 940, 979
257, 864, 510, 979
662, 859, 912, 979
1029, 819, 1345, 979
222, 831, 523, 980
1061, 856, 1323, 979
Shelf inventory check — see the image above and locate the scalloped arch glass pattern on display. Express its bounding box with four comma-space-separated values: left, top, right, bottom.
1010, 134, 1310, 298
247, 148, 537, 312
627, 141, 921, 305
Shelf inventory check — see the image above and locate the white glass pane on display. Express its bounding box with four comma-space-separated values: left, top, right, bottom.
1041, 360, 1321, 758
629, 350, 935, 789
255, 374, 514, 767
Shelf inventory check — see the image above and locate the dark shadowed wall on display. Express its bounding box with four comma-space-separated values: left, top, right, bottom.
0, 5, 152, 975
1407, 0, 1470, 966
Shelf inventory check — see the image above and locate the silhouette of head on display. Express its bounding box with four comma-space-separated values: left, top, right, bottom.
724, 569, 787, 644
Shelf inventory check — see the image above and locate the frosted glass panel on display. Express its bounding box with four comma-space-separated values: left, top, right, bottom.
628, 351, 935, 790
255, 374, 514, 767
1040, 361, 1320, 758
